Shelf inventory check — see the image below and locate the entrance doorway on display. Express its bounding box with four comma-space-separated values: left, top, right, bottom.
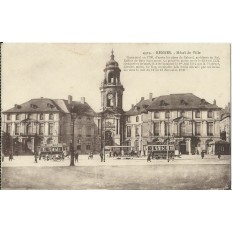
105, 130, 113, 146
179, 141, 186, 154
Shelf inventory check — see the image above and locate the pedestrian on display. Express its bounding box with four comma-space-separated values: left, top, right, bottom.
34, 152, 38, 163
109, 151, 112, 157
1, 153, 4, 162
91, 151, 94, 159
100, 152, 103, 162
218, 151, 221, 159
88, 151, 91, 159
74, 151, 79, 163
147, 152, 151, 162
38, 150, 42, 160
9, 152, 13, 161
201, 150, 204, 159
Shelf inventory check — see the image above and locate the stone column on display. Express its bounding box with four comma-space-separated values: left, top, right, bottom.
11, 122, 15, 136
188, 139, 192, 155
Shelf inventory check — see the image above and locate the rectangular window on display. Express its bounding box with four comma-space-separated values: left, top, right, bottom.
195, 111, 200, 118
195, 122, 201, 136
135, 126, 139, 136
86, 126, 91, 137
16, 114, 20, 120
77, 145, 81, 150
127, 126, 131, 137
207, 122, 213, 136
7, 114, 11, 120
86, 144, 91, 150
39, 114, 44, 120
97, 119, 100, 134
48, 123, 54, 135
165, 122, 170, 136
165, 111, 170, 119
39, 123, 45, 135
154, 123, 159, 136
15, 124, 20, 135
78, 125, 82, 137
208, 111, 213, 118
116, 119, 119, 135
127, 117, 131, 122
6, 124, 11, 134
27, 124, 32, 135
154, 111, 159, 119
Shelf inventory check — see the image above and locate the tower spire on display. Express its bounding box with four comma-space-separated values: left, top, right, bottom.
111, 49, 114, 60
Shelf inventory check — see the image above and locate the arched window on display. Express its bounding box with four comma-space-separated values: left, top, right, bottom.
107, 93, 113, 107
108, 72, 114, 83
180, 123, 185, 136
49, 113, 54, 120
27, 123, 32, 135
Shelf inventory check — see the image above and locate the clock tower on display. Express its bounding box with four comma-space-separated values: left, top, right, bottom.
100, 50, 124, 111
99, 50, 125, 148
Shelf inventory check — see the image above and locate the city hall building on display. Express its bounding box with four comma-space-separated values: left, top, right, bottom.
2, 51, 230, 155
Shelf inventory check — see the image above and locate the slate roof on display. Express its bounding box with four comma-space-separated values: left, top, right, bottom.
3, 98, 96, 116
147, 93, 221, 111
125, 98, 153, 116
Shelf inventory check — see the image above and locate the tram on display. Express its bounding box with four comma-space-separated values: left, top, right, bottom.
147, 144, 176, 159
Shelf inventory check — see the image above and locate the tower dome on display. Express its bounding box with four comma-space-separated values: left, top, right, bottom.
106, 49, 118, 67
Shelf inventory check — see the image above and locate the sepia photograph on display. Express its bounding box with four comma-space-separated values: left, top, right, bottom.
1, 43, 231, 190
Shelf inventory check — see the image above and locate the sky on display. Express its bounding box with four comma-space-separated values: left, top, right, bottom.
2, 43, 230, 112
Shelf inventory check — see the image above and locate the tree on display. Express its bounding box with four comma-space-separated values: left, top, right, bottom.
1, 132, 11, 156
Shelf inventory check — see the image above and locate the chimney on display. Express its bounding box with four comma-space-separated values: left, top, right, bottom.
81, 97, 85, 104
141, 97, 144, 101
131, 104, 134, 109
213, 99, 216, 105
149, 93, 153, 101
68, 95, 72, 104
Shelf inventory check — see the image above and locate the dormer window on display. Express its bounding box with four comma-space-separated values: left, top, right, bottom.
200, 99, 207, 105
47, 103, 54, 108
160, 100, 168, 106
180, 99, 188, 105
30, 104, 38, 109
160, 100, 165, 106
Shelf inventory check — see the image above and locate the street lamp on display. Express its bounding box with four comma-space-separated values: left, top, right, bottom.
70, 106, 77, 166
167, 112, 170, 162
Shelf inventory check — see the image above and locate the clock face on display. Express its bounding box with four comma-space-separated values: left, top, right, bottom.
108, 94, 113, 99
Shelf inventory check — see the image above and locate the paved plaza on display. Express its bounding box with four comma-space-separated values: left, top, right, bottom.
1, 155, 231, 190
